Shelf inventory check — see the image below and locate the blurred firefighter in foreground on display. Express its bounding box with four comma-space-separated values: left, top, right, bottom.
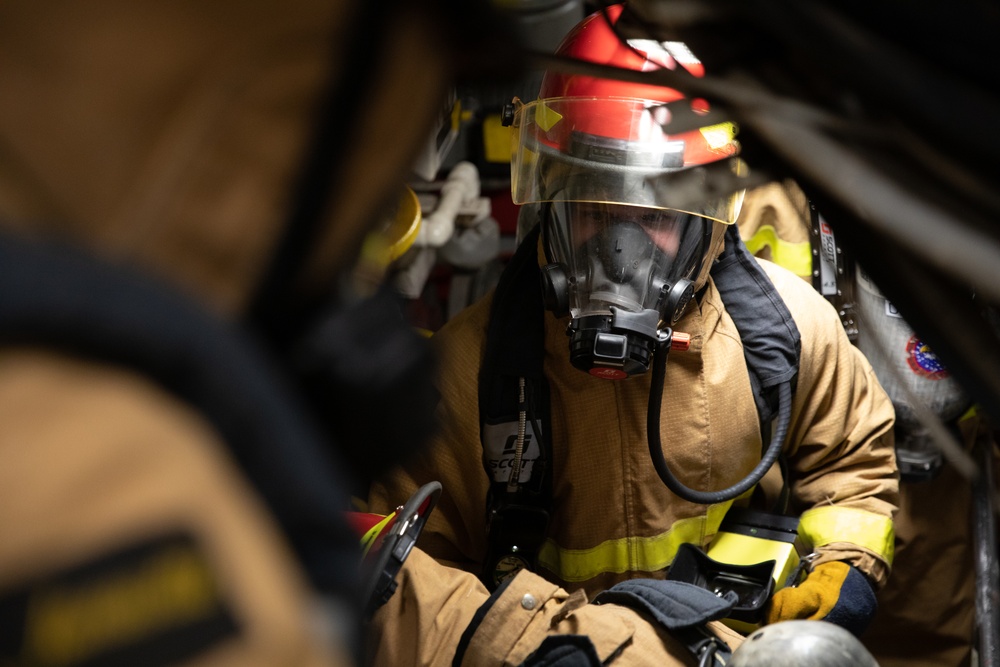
737, 178, 998, 667
369, 3, 899, 662
0, 1, 473, 664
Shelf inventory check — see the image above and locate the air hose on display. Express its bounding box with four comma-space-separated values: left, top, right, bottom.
646, 332, 792, 504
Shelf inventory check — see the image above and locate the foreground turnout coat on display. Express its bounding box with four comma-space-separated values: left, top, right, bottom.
369, 250, 899, 641
0, 1, 459, 664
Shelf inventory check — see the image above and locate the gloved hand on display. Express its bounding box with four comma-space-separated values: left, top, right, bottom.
766, 561, 877, 637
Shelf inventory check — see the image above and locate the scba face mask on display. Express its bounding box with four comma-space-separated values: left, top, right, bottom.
540, 201, 717, 378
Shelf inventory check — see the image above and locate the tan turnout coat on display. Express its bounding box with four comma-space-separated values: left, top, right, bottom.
368, 248, 899, 661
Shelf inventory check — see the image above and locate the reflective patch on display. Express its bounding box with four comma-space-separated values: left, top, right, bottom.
699, 122, 737, 150
533, 102, 562, 133
0, 532, 238, 667
741, 224, 813, 279
483, 421, 542, 484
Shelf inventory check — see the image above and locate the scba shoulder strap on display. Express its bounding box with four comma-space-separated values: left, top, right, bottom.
479, 223, 553, 590
714, 224, 801, 425
478, 222, 801, 589
0, 229, 358, 602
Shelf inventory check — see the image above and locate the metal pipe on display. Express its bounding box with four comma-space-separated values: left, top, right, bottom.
973, 432, 1000, 667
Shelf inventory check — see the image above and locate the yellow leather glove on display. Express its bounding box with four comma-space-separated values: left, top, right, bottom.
766, 561, 877, 637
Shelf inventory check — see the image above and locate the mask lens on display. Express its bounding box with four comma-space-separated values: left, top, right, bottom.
546, 201, 710, 319
568, 203, 683, 255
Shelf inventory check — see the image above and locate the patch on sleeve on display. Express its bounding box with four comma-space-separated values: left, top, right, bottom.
905, 335, 949, 379
0, 531, 239, 667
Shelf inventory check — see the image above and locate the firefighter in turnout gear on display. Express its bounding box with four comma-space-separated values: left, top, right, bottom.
736, 176, 998, 667
369, 1, 899, 654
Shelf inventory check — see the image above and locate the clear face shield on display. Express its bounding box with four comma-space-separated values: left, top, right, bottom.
509, 96, 743, 377
510, 97, 742, 221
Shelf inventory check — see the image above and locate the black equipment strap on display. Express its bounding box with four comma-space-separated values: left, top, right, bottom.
712, 225, 801, 425
478, 223, 553, 589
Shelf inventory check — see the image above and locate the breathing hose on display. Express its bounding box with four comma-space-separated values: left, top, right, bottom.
646, 332, 792, 504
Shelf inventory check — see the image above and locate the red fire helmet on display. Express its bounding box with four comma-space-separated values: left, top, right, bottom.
509, 3, 743, 225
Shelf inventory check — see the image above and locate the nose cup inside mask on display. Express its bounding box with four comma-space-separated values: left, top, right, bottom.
578, 220, 671, 313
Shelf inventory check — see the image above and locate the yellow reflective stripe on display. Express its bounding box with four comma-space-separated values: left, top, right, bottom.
699, 121, 738, 149
360, 512, 396, 559
537, 500, 735, 582
959, 404, 979, 422
742, 225, 813, 279
799, 506, 895, 564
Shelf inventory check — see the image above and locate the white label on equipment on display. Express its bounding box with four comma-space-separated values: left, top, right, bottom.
818, 216, 839, 296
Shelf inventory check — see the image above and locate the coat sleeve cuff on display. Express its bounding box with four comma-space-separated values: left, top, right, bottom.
811, 545, 890, 590
456, 570, 634, 667
798, 506, 894, 589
